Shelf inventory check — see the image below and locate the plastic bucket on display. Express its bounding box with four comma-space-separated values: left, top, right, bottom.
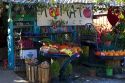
106, 68, 113, 76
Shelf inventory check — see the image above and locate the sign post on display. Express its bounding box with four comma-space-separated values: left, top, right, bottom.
8, 2, 15, 70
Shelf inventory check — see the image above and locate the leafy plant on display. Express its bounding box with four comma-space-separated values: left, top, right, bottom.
50, 60, 60, 78
64, 63, 73, 76
116, 22, 125, 33
41, 38, 52, 44
101, 33, 114, 42
81, 27, 97, 35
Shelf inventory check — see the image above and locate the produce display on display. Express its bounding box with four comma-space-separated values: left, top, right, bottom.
40, 43, 81, 56
95, 50, 125, 56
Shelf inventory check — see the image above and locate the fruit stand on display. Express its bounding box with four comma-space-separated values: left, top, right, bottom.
40, 43, 81, 80
95, 6, 125, 77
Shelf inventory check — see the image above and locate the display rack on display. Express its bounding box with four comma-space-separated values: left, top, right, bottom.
39, 26, 77, 43
13, 16, 35, 71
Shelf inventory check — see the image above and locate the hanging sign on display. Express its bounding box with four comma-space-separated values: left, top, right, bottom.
20, 49, 37, 59
37, 4, 93, 26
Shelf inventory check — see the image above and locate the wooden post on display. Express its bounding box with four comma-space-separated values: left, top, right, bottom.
8, 2, 15, 70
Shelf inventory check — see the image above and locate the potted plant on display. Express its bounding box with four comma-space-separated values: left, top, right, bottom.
50, 60, 60, 82
64, 63, 73, 76
101, 33, 114, 46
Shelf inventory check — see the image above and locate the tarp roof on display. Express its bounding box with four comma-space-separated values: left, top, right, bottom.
2, 0, 94, 4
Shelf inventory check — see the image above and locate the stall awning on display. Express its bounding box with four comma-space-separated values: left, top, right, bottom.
2, 0, 94, 4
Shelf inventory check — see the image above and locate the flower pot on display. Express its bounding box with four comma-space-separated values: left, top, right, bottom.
106, 67, 113, 77
104, 41, 112, 46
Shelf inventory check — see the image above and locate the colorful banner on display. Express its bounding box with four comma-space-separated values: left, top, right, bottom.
37, 4, 93, 26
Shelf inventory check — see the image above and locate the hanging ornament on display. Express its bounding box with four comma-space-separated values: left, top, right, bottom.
107, 7, 119, 26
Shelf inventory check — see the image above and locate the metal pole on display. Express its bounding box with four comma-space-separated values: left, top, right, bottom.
8, 2, 15, 70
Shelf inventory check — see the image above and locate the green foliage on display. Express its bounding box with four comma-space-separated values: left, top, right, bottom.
80, 27, 97, 42
116, 0, 125, 3
56, 37, 64, 43
41, 38, 52, 44
80, 27, 97, 35
50, 60, 60, 78
96, 0, 105, 3
101, 33, 114, 42
116, 22, 125, 32
76, 46, 89, 64
37, 55, 45, 62
64, 63, 73, 76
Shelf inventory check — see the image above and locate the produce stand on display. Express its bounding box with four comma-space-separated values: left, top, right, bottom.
42, 53, 79, 80
80, 23, 98, 64
93, 5, 125, 77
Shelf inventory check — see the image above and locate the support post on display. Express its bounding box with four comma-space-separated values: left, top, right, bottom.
8, 3, 15, 70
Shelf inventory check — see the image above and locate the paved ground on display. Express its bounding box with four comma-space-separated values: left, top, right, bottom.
0, 70, 125, 83
0, 66, 125, 83
0, 68, 28, 83
71, 76, 125, 83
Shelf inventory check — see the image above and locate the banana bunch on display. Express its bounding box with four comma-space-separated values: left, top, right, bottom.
60, 49, 73, 56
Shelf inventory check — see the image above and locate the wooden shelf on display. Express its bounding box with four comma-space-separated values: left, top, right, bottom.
21, 35, 48, 38
14, 25, 33, 28
41, 32, 73, 35
96, 56, 125, 60
14, 20, 34, 22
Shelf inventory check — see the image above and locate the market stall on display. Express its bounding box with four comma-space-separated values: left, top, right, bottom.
4, 0, 95, 82
36, 3, 93, 81
95, 6, 125, 77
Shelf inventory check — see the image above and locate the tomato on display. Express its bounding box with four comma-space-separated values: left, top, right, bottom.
83, 7, 91, 18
